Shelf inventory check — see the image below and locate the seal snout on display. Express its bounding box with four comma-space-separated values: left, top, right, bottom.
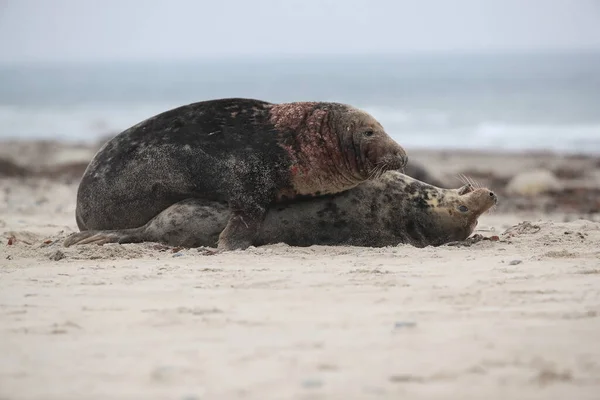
489, 190, 498, 204
382, 147, 408, 171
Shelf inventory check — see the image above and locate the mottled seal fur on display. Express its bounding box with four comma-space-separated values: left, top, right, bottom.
64, 171, 498, 249
70, 98, 407, 250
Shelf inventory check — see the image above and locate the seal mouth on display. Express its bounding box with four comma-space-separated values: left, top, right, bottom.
367, 160, 391, 180
387, 152, 408, 172
368, 153, 408, 177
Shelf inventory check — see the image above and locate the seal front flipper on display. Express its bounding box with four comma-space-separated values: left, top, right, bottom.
216, 182, 272, 250
215, 156, 280, 251
217, 208, 266, 251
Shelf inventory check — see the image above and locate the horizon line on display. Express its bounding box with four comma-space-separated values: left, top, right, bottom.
1, 48, 600, 68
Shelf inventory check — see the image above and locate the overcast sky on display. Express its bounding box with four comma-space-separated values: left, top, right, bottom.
1, 0, 600, 63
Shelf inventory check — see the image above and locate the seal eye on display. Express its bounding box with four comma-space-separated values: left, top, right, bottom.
363, 130, 374, 137
458, 205, 469, 213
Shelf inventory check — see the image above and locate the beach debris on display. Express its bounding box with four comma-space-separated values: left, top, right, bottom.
198, 248, 219, 256
389, 374, 423, 383
150, 366, 178, 382
180, 395, 202, 400
2, 231, 36, 245
446, 234, 499, 247
503, 221, 541, 237
149, 243, 171, 252
301, 379, 324, 389
394, 321, 417, 329
40, 239, 56, 248
49, 250, 66, 261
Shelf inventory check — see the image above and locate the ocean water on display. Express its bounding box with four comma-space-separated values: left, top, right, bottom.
1, 52, 599, 154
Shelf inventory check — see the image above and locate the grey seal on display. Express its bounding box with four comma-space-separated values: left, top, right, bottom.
64, 171, 498, 249
70, 98, 408, 251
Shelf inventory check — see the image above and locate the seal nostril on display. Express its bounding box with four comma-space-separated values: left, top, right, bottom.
489, 192, 495, 197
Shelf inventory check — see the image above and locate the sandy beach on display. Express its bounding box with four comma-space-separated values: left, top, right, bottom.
1, 139, 600, 400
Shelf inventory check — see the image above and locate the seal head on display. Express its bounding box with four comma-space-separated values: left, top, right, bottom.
270, 102, 407, 199
402, 181, 498, 247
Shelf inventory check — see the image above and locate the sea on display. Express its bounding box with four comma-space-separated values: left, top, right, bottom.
1, 51, 599, 154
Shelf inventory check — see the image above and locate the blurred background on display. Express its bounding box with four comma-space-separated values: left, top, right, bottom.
1, 0, 600, 154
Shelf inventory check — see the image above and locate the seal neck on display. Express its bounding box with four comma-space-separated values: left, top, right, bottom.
273, 104, 366, 195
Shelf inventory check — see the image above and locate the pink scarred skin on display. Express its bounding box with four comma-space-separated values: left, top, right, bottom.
269, 102, 404, 200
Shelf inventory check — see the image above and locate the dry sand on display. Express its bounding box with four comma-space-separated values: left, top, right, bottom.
1, 140, 600, 400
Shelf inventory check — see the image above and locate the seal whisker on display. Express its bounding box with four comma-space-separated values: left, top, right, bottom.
375, 161, 388, 179
374, 163, 383, 179
370, 163, 381, 179
463, 174, 479, 190
368, 167, 377, 180
369, 161, 387, 180
465, 174, 475, 188
457, 174, 473, 190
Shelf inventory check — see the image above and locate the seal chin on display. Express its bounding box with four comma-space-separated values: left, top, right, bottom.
469, 219, 478, 232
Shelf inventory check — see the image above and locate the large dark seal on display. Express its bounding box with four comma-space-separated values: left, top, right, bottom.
64, 171, 498, 249
71, 98, 408, 250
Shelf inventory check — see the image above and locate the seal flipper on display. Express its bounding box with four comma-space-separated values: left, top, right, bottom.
217, 207, 266, 251
63, 227, 146, 247
63, 198, 230, 248
216, 159, 280, 251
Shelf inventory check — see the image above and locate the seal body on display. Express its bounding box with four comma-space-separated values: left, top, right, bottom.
73, 98, 407, 250
65, 171, 498, 249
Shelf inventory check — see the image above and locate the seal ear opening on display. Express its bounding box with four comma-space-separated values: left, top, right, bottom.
457, 184, 474, 195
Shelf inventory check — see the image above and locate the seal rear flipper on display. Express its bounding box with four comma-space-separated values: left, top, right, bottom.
65, 198, 231, 249
63, 227, 146, 247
